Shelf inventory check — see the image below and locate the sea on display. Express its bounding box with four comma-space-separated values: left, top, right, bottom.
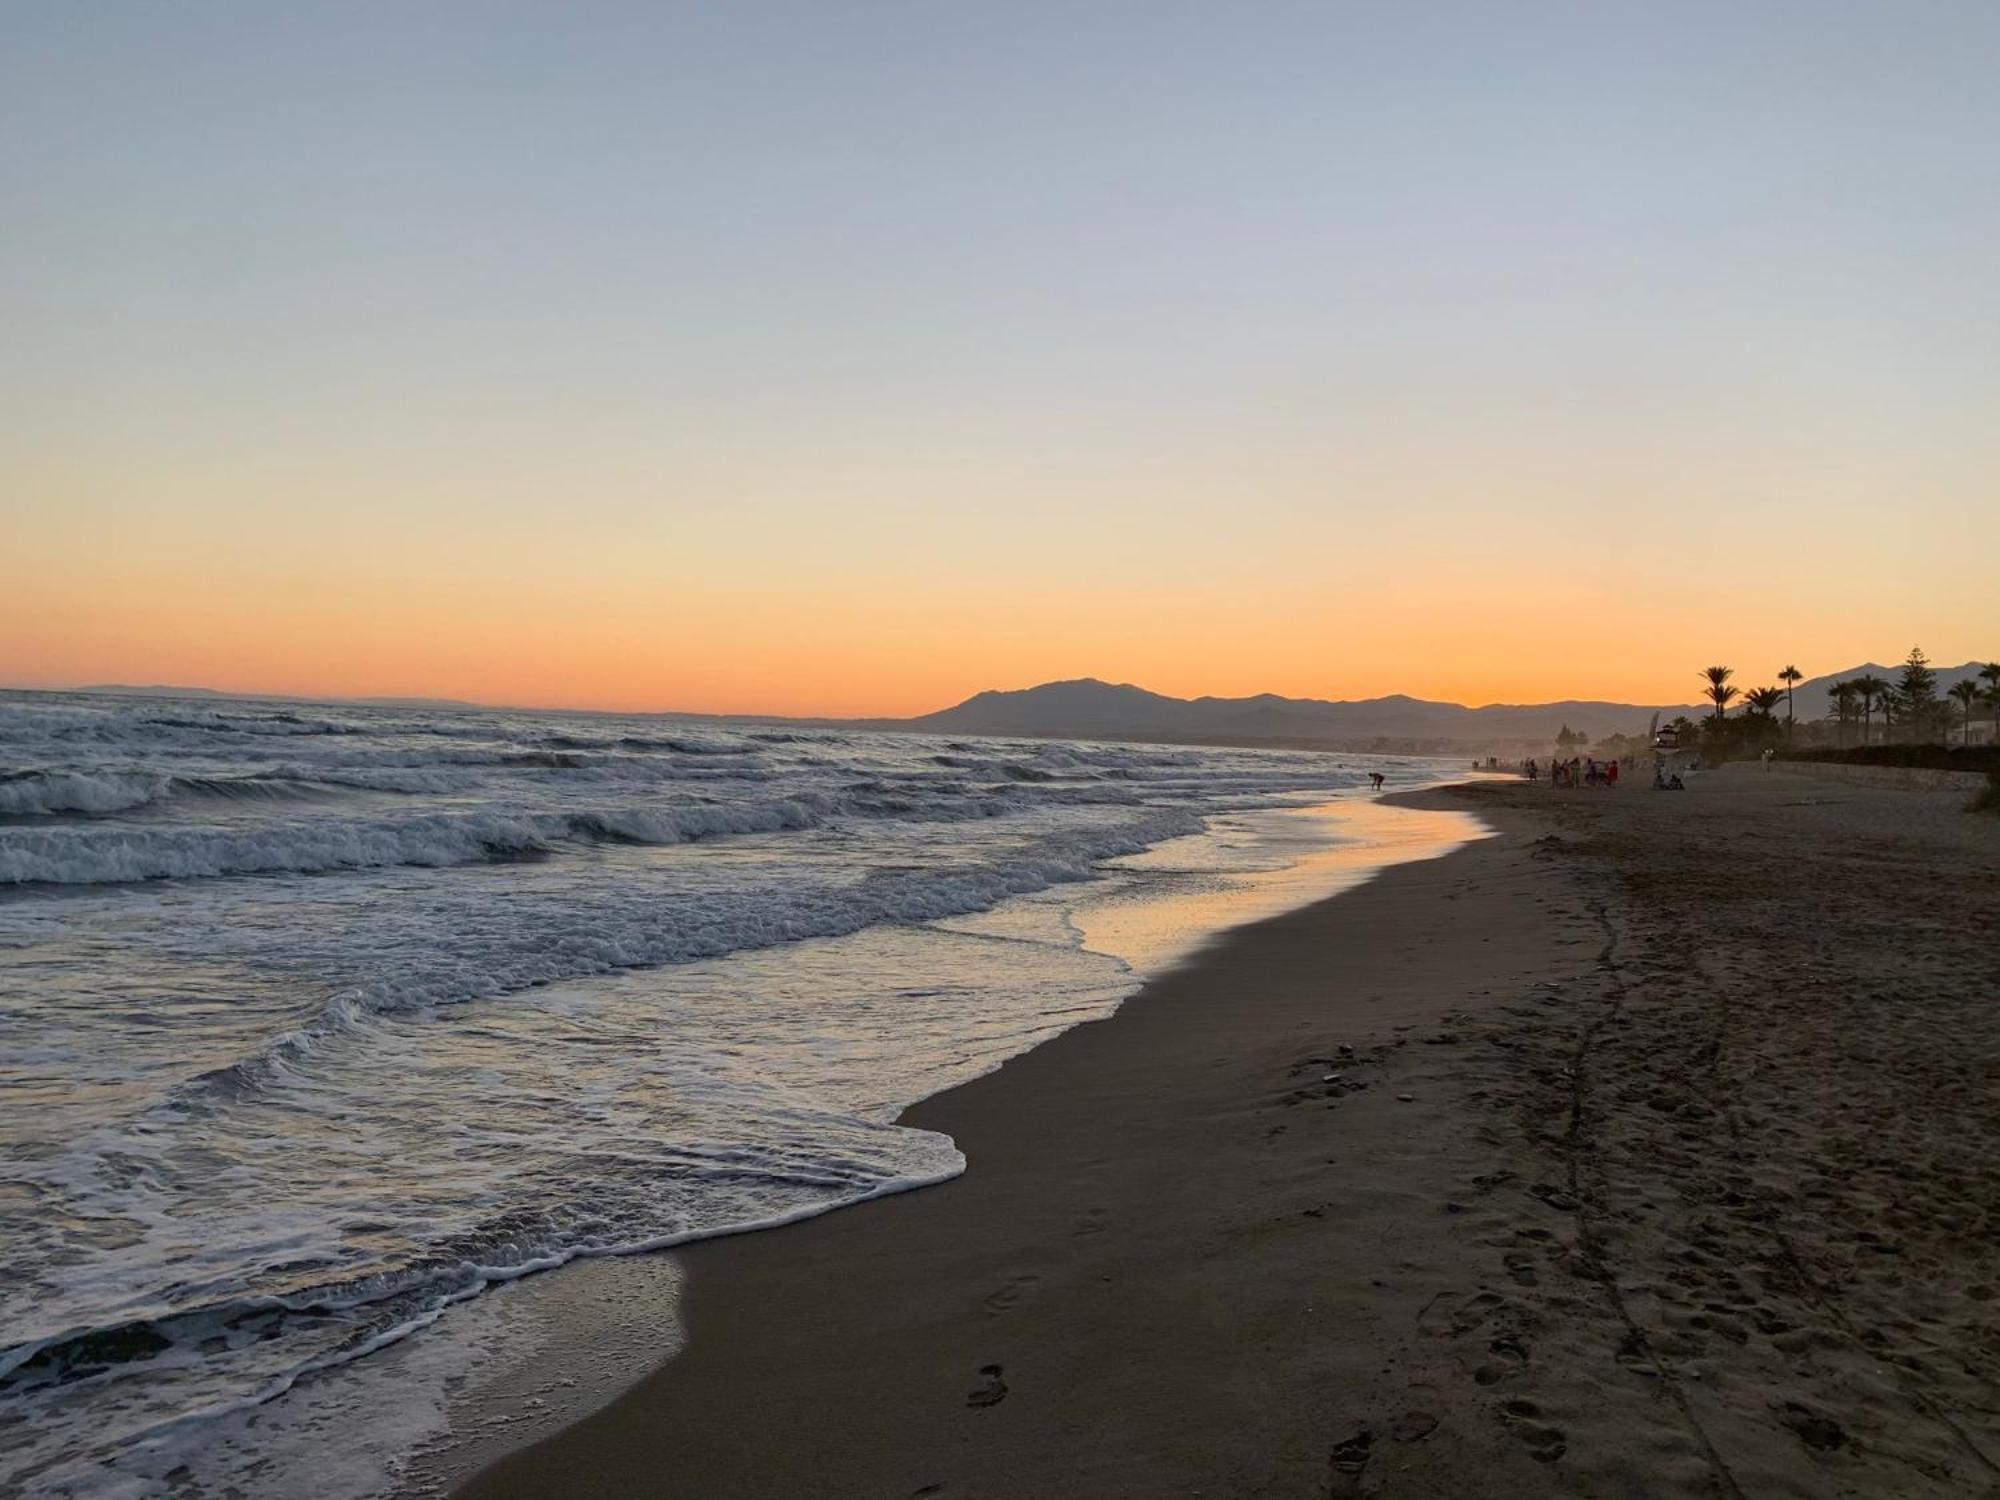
0, 690, 1472, 1497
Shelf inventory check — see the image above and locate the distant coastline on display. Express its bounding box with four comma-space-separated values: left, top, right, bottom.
7, 678, 1699, 755
16, 666, 1985, 757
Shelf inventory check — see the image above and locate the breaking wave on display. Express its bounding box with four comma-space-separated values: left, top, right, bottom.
0, 768, 170, 816
0, 795, 858, 885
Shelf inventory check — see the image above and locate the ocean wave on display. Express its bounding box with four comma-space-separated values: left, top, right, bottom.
0, 811, 562, 885
0, 1136, 947, 1396
540, 732, 756, 755
0, 768, 170, 816
0, 750, 784, 826
260, 746, 762, 780
0, 765, 509, 819
256, 747, 592, 773
140, 712, 365, 738
0, 774, 1212, 886
261, 766, 486, 795
160, 805, 1206, 1114
0, 794, 863, 886
0, 1141, 962, 1495
0, 701, 372, 753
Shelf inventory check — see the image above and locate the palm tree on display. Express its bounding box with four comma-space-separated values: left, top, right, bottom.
1828, 679, 1859, 745
1879, 685, 1906, 743
1852, 673, 1888, 745
1701, 665, 1738, 723
1982, 663, 2000, 744
1778, 664, 1803, 744
1949, 680, 1980, 746
1745, 686, 1785, 716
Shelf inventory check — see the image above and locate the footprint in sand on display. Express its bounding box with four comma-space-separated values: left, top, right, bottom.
1501, 1401, 1566, 1462
981, 1274, 1039, 1316
1775, 1403, 1844, 1452
1328, 1428, 1373, 1476
1071, 1207, 1109, 1237
1475, 1331, 1531, 1385
1389, 1410, 1439, 1443
1416, 1290, 1510, 1339
966, 1364, 1008, 1409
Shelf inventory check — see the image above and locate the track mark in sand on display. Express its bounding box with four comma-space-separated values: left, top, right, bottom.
981, 1273, 1039, 1316
1560, 897, 1748, 1499
1501, 1250, 1539, 1286
1692, 968, 2000, 1484
1416, 1289, 1510, 1339
1754, 1153, 2000, 1480
1389, 1410, 1439, 1443
1326, 1427, 1373, 1489
1071, 1207, 1109, 1237
1774, 1403, 1845, 1453
966, 1364, 1008, 1409
1472, 1330, 1532, 1387
1500, 1397, 1567, 1464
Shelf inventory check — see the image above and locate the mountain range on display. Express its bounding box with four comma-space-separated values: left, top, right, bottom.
901, 660, 1989, 751
30, 659, 1992, 752
902, 679, 1682, 750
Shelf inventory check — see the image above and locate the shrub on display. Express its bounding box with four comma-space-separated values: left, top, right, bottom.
1779, 744, 2000, 774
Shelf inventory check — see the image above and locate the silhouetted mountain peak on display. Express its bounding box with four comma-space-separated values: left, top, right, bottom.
910, 677, 1688, 747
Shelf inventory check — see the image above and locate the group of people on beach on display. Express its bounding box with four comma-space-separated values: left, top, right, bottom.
1523, 756, 1619, 788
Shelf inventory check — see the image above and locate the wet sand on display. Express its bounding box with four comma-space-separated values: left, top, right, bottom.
458, 770, 1999, 1498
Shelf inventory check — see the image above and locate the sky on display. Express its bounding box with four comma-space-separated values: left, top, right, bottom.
4, 1, 1996, 716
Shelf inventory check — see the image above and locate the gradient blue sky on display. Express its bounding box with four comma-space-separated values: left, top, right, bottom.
6, 2, 1996, 712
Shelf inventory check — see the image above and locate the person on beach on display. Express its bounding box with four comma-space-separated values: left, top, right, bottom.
1367, 771, 1386, 791
1606, 758, 1618, 788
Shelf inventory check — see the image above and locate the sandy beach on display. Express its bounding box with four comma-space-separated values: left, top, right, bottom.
457, 767, 1999, 1499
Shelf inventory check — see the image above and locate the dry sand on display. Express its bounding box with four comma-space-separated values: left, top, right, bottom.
458, 768, 1999, 1498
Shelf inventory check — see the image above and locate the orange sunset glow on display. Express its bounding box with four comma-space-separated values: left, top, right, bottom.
6, 5, 1995, 717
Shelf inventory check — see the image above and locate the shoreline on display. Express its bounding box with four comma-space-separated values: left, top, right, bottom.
398, 787, 1492, 1494
454, 769, 1999, 1497
450, 783, 1565, 1497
